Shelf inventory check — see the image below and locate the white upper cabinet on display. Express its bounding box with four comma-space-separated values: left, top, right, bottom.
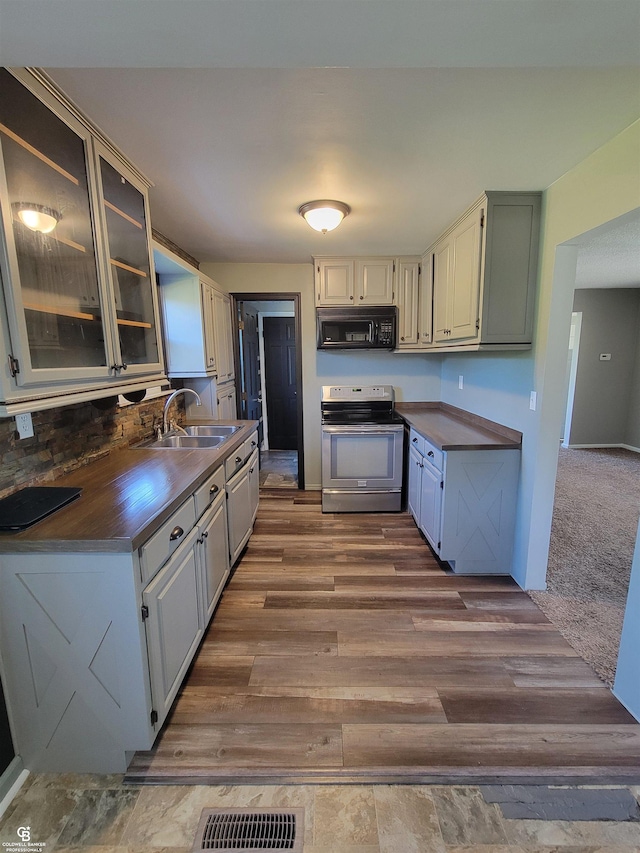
429, 191, 542, 350
355, 258, 395, 305
0, 68, 165, 415
433, 207, 482, 345
315, 258, 354, 305
395, 257, 432, 350
315, 257, 394, 306
212, 288, 234, 384
155, 243, 235, 383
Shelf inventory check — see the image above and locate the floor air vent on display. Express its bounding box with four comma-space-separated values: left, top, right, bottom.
192, 808, 304, 852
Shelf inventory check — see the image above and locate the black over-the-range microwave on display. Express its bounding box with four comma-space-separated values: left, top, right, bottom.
316, 307, 397, 350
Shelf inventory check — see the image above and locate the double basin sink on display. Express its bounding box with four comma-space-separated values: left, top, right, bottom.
144, 424, 240, 450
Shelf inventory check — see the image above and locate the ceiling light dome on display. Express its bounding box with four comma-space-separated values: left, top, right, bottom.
13, 203, 61, 234
298, 200, 350, 234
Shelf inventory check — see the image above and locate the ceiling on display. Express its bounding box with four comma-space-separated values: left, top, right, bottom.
574, 210, 640, 289
1, 1, 639, 268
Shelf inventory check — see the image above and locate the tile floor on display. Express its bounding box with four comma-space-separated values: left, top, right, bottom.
1, 774, 639, 852
258, 450, 298, 488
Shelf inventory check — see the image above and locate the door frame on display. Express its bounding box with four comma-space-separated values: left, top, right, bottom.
231, 293, 304, 489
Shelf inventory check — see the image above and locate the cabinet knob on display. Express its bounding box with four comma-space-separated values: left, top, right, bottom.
428, 451, 434, 458
235, 456, 242, 464
209, 484, 219, 495
401, 336, 405, 341
412, 437, 418, 443
169, 526, 184, 541
359, 295, 363, 300
202, 531, 208, 539
350, 295, 354, 300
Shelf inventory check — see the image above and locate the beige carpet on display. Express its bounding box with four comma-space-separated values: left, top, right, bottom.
530, 447, 640, 687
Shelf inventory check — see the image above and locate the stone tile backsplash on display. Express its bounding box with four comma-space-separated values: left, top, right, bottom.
0, 395, 182, 499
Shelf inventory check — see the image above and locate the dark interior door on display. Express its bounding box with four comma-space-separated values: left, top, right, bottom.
240, 303, 263, 444
264, 317, 297, 450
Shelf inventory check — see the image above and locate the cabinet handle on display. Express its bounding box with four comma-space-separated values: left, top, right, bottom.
209, 484, 219, 495
169, 526, 184, 541
412, 437, 418, 443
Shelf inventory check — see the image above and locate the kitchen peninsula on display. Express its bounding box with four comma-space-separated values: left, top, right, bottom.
396, 403, 522, 576
0, 420, 258, 773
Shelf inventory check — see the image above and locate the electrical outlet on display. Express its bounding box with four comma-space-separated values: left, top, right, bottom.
15, 412, 34, 439
529, 391, 537, 411
458, 375, 464, 390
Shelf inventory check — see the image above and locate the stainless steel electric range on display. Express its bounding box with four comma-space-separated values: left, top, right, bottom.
321, 385, 404, 513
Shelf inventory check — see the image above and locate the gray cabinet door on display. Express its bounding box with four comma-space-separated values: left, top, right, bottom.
407, 443, 422, 523
418, 457, 443, 553
143, 526, 202, 729
198, 493, 229, 624
226, 462, 251, 565
248, 447, 260, 526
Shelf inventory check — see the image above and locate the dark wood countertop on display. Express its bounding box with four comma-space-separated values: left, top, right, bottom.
0, 420, 258, 554
395, 403, 521, 451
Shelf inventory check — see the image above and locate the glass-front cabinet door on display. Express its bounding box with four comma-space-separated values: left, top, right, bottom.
94, 142, 162, 377
0, 68, 112, 386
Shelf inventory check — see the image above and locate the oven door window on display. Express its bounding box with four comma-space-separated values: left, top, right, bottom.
322, 429, 403, 488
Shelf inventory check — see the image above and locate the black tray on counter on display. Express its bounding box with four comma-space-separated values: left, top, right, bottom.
0, 486, 82, 531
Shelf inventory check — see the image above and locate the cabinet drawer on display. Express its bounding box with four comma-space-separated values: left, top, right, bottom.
225, 430, 259, 479
243, 430, 259, 460
194, 464, 225, 519
409, 429, 425, 456
422, 437, 444, 472
140, 497, 196, 584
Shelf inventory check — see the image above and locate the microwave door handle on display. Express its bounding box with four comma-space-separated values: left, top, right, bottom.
370, 321, 377, 345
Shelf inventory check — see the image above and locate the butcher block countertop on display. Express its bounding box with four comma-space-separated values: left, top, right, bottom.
0, 420, 257, 555
395, 402, 521, 450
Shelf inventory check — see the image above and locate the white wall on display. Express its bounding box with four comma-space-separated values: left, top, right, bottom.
626, 317, 640, 450
201, 262, 441, 488
568, 288, 640, 447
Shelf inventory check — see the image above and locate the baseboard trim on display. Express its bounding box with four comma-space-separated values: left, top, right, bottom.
562, 443, 640, 453
0, 759, 28, 820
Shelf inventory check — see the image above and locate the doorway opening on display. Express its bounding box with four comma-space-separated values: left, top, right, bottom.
232, 293, 304, 489
530, 209, 640, 686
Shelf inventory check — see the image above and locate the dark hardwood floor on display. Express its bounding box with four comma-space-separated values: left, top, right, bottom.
126, 489, 640, 784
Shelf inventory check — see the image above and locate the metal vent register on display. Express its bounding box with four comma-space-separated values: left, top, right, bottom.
192, 809, 304, 852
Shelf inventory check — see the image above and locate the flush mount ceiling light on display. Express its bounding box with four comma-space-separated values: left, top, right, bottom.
298, 200, 350, 234
13, 203, 61, 234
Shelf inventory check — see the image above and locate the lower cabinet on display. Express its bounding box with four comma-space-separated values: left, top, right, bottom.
0, 436, 257, 773
226, 446, 260, 565
143, 526, 203, 728
198, 489, 230, 623
408, 427, 519, 574
143, 484, 230, 731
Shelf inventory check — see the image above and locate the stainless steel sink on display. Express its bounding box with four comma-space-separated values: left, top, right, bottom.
137, 423, 241, 450
184, 425, 240, 437
149, 434, 227, 449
